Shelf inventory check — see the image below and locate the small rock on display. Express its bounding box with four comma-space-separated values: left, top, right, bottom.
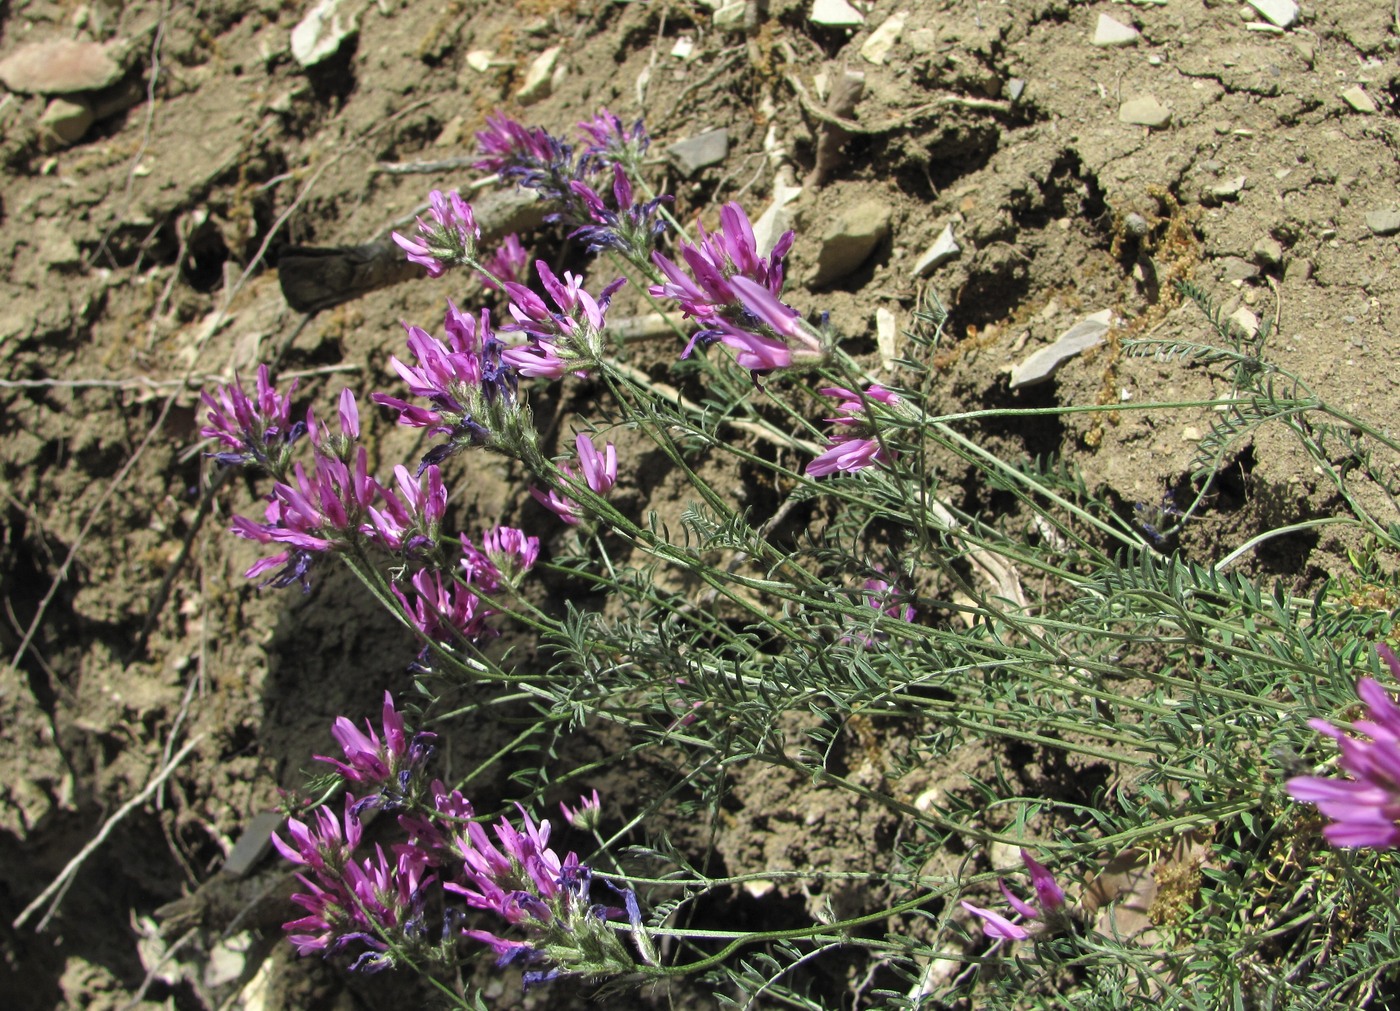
1252, 237, 1284, 268
39, 96, 94, 148
876, 307, 898, 370
1122, 212, 1150, 238
1365, 209, 1400, 236
37, 226, 81, 268
911, 224, 960, 276
1009, 310, 1113, 389
1005, 77, 1026, 102
0, 38, 122, 94
291, 0, 358, 68
1118, 95, 1171, 128
517, 45, 560, 104
1207, 176, 1246, 203
1181, 426, 1203, 443
1245, 0, 1299, 30
713, 2, 746, 28
1283, 258, 1313, 283
224, 811, 285, 878
1291, 37, 1316, 67
465, 49, 494, 73
670, 36, 695, 60
1219, 256, 1259, 282
807, 198, 892, 286
810, 0, 865, 27
752, 183, 802, 256
1091, 13, 1139, 47
1229, 306, 1260, 338
1341, 85, 1378, 114
667, 128, 729, 177
861, 10, 908, 65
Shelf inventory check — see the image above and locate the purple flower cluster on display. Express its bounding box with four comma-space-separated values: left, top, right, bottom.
479, 233, 530, 291
201, 364, 305, 473
806, 384, 902, 477
392, 189, 481, 278
1287, 645, 1400, 848
649, 203, 823, 376
474, 109, 669, 263
499, 261, 626, 380
391, 525, 538, 647
274, 701, 646, 985
372, 300, 533, 471
961, 849, 1067, 942
531, 433, 618, 525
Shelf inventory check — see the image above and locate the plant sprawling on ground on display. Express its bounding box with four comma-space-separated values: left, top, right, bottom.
202, 109, 1400, 1008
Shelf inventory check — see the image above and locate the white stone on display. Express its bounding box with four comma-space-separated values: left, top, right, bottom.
1091, 13, 1139, 47
876, 307, 898, 370
911, 224, 960, 277
465, 49, 494, 73
1119, 95, 1171, 128
1342, 85, 1379, 114
670, 35, 695, 60
291, 0, 358, 68
861, 11, 907, 65
752, 183, 802, 257
516, 45, 560, 104
1244, 0, 1299, 30
810, 0, 865, 28
1009, 310, 1113, 389
713, 2, 746, 28
0, 39, 122, 94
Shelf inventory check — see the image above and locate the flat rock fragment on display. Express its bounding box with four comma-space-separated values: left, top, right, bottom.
911, 224, 960, 276
1245, 0, 1299, 29
861, 11, 907, 65
1119, 96, 1171, 128
1009, 310, 1113, 389
0, 39, 122, 94
1091, 14, 1139, 47
713, 2, 746, 28
517, 45, 561, 104
1341, 86, 1378, 114
1365, 209, 1400, 236
752, 183, 802, 256
876, 307, 898, 370
807, 198, 892, 286
810, 0, 865, 27
668, 129, 729, 176
291, 0, 358, 68
40, 96, 95, 148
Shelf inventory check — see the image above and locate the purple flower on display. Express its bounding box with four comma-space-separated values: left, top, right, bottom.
315, 691, 436, 790
961, 849, 1066, 942
445, 804, 643, 986
392, 189, 480, 277
560, 790, 602, 831
1287, 646, 1400, 848
531, 433, 618, 524
480, 525, 541, 586
567, 165, 671, 259
576, 108, 649, 174
200, 364, 305, 472
365, 464, 447, 556
479, 233, 530, 290
392, 568, 497, 645
649, 203, 822, 375
273, 796, 364, 873
372, 301, 532, 469
499, 261, 626, 379
806, 384, 902, 478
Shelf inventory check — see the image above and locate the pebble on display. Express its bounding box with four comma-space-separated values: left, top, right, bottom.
464, 50, 494, 73
1252, 237, 1284, 268
1341, 85, 1378, 114
1229, 306, 1260, 338
1365, 209, 1400, 236
38, 226, 82, 268
1219, 256, 1259, 282
0, 38, 122, 94
1091, 13, 1139, 47
291, 0, 358, 68
670, 36, 695, 60
713, 2, 746, 28
752, 182, 802, 256
876, 307, 898, 370
1009, 310, 1113, 389
1283, 258, 1313, 284
1208, 176, 1246, 202
1005, 77, 1026, 102
861, 11, 908, 65
667, 128, 729, 176
39, 96, 95, 148
807, 198, 892, 286
516, 45, 560, 104
810, 0, 865, 27
911, 224, 960, 276
1244, 0, 1299, 30
224, 811, 285, 878
1118, 95, 1171, 128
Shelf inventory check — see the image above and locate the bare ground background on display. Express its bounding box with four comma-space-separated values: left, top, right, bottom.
2, 0, 1399, 1007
